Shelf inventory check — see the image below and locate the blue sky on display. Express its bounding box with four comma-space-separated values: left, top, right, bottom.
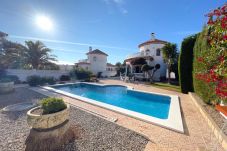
0, 0, 225, 65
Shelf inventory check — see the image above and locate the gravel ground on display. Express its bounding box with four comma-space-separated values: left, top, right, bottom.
203, 105, 227, 135
193, 94, 227, 135
0, 87, 148, 151
0, 87, 45, 109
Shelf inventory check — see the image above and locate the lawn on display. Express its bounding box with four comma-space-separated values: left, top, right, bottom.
149, 82, 181, 92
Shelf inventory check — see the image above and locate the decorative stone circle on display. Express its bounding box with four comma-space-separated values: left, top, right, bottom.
27, 104, 70, 130
2, 102, 35, 112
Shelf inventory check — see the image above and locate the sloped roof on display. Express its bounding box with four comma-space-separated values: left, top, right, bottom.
0, 31, 8, 37
86, 49, 108, 56
107, 63, 116, 67
138, 39, 167, 48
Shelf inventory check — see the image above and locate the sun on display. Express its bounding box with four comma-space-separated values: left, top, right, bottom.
36, 15, 53, 31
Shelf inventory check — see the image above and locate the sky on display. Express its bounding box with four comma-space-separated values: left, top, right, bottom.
0, 0, 225, 65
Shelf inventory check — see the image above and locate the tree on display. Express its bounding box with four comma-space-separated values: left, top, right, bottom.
0, 40, 25, 69
179, 35, 197, 93
161, 43, 177, 83
151, 64, 161, 81
115, 62, 125, 76
141, 64, 161, 82
23, 41, 57, 69
141, 64, 153, 81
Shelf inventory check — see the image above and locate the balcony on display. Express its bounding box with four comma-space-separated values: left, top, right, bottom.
126, 52, 154, 60
78, 59, 88, 63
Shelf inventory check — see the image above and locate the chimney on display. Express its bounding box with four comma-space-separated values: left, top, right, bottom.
89, 46, 92, 52
151, 33, 155, 40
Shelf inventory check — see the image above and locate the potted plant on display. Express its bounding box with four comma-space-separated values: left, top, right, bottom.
27, 97, 70, 130
0, 78, 14, 94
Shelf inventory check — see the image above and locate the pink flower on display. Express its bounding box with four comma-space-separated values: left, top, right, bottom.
223, 35, 227, 40
207, 18, 214, 25
214, 9, 221, 16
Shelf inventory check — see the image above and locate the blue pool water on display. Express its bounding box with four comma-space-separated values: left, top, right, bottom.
52, 83, 171, 119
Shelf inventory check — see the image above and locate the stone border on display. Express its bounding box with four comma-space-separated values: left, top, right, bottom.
189, 92, 227, 150
43, 82, 184, 133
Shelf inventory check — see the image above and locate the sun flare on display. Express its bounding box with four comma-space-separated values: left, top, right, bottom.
36, 15, 53, 31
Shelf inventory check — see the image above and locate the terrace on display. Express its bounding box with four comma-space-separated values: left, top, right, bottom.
0, 2, 226, 151
0, 80, 226, 150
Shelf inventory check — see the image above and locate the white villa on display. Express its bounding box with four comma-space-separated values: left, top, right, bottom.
75, 47, 117, 77
125, 33, 167, 81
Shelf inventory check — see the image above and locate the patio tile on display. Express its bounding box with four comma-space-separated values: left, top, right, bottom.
39, 79, 225, 151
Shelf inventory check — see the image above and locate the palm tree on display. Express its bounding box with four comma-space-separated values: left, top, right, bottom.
24, 41, 57, 69
0, 40, 25, 69
162, 43, 177, 83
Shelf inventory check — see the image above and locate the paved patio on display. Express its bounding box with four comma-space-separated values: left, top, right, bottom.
35, 79, 225, 151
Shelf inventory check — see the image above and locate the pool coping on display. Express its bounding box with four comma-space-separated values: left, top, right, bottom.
43, 82, 184, 133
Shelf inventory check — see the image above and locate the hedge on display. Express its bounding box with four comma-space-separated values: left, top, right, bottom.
178, 34, 197, 93
193, 27, 213, 104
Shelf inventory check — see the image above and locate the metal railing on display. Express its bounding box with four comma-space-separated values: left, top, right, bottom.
126, 52, 154, 59
78, 59, 88, 63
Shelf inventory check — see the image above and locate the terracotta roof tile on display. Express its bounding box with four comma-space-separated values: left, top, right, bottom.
86, 49, 108, 56
107, 63, 115, 67
138, 39, 167, 48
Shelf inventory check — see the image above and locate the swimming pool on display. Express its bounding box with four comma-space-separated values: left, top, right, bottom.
45, 83, 183, 132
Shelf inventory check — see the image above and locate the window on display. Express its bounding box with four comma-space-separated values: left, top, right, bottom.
156, 49, 161, 56
145, 49, 150, 55
93, 56, 97, 61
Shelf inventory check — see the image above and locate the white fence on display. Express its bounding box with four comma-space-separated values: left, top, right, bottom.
6, 69, 69, 81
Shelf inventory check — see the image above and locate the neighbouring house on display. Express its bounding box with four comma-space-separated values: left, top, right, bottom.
75, 47, 117, 77
124, 33, 167, 81
0, 31, 8, 51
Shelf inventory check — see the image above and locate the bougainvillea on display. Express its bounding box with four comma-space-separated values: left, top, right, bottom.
195, 3, 227, 103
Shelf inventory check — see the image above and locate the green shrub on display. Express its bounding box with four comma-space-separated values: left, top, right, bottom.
178, 34, 197, 93
0, 78, 12, 83
4, 75, 20, 84
193, 27, 213, 104
27, 75, 41, 86
0, 75, 19, 83
27, 75, 56, 86
0, 69, 6, 78
60, 75, 70, 81
41, 76, 56, 85
41, 97, 67, 114
69, 68, 92, 80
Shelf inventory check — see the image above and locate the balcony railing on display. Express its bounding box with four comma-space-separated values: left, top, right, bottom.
126, 52, 154, 60
78, 59, 88, 63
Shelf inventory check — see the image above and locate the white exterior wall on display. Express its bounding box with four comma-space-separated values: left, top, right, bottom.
88, 54, 107, 74
77, 64, 91, 71
59, 65, 74, 71
6, 69, 69, 81
103, 66, 117, 77
76, 51, 117, 77
102, 71, 117, 77
139, 43, 167, 81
